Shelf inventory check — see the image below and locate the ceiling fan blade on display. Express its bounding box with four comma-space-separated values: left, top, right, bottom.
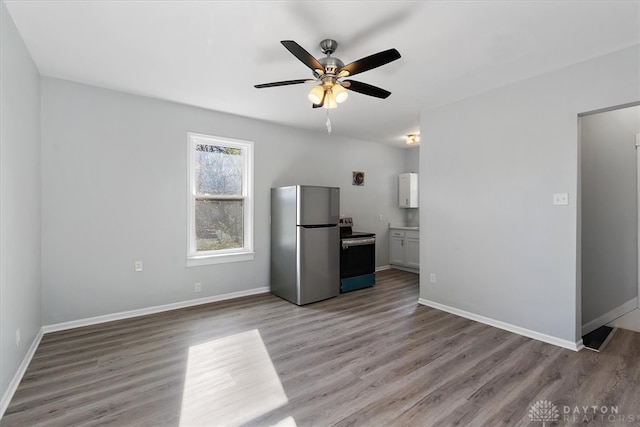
312, 90, 326, 108
339, 48, 401, 77
343, 80, 391, 99
254, 79, 312, 88
281, 40, 324, 73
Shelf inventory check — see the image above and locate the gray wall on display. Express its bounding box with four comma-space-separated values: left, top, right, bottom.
420, 45, 640, 344
405, 146, 420, 174
581, 106, 639, 326
40, 77, 406, 325
0, 0, 42, 407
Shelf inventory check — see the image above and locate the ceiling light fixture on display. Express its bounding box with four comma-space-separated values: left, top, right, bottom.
323, 88, 338, 110
406, 134, 420, 145
331, 83, 348, 103
307, 85, 325, 104
307, 82, 348, 109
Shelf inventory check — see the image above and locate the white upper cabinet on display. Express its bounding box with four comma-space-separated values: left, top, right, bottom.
399, 173, 418, 208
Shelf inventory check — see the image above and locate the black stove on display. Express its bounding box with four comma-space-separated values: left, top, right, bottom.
341, 230, 376, 238
339, 217, 376, 292
339, 217, 375, 237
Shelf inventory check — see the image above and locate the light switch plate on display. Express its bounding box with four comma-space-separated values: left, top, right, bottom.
553, 193, 569, 206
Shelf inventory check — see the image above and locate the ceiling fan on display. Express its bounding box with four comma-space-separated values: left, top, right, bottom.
255, 39, 401, 110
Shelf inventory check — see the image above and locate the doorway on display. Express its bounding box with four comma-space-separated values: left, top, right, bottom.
579, 103, 640, 336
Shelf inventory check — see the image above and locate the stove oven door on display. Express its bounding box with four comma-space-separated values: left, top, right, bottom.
340, 237, 375, 278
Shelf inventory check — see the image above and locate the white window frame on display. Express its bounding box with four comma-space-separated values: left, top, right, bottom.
187, 132, 254, 266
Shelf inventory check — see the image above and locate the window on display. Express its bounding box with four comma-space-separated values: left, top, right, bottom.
187, 132, 253, 266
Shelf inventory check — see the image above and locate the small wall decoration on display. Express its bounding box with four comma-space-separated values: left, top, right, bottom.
352, 171, 365, 186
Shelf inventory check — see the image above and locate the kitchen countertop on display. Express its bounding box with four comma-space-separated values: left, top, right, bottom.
390, 225, 420, 230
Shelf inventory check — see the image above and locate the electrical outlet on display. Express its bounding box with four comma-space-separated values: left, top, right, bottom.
430, 273, 436, 284
195, 282, 202, 293
552, 193, 569, 206
16, 328, 21, 347
134, 261, 143, 272
378, 214, 383, 221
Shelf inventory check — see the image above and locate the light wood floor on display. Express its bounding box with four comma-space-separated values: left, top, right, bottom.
2, 269, 640, 426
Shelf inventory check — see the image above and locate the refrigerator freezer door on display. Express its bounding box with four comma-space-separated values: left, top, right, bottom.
297, 186, 340, 226
297, 225, 340, 304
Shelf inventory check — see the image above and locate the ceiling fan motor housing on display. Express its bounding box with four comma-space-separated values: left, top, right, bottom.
314, 56, 345, 80
312, 39, 345, 81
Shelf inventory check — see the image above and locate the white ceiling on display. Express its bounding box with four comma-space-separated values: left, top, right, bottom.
5, 1, 640, 147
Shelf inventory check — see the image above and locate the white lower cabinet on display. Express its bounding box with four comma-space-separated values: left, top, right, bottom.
390, 229, 419, 272
405, 235, 420, 269
390, 233, 406, 265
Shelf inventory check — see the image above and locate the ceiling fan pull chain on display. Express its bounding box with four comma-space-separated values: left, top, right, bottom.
326, 109, 332, 134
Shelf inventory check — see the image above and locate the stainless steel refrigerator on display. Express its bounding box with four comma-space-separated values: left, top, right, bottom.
271, 185, 340, 305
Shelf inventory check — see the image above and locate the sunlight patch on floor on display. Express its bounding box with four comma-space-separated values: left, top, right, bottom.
271, 416, 298, 426
179, 329, 289, 426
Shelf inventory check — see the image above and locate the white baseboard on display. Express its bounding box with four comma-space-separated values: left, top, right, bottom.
606, 308, 640, 333
581, 296, 638, 336
1, 328, 44, 419
43, 286, 270, 334
418, 298, 581, 351
375, 265, 391, 272
390, 265, 420, 274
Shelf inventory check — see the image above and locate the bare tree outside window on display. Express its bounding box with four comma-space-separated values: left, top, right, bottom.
194, 145, 244, 251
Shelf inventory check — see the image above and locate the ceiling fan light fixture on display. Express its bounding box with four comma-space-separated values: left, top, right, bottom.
308, 84, 325, 104
324, 88, 338, 109
332, 83, 348, 103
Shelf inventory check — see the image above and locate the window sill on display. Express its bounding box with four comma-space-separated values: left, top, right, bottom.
187, 251, 255, 267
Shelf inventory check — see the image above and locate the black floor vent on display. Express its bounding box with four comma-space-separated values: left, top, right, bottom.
582, 325, 615, 352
